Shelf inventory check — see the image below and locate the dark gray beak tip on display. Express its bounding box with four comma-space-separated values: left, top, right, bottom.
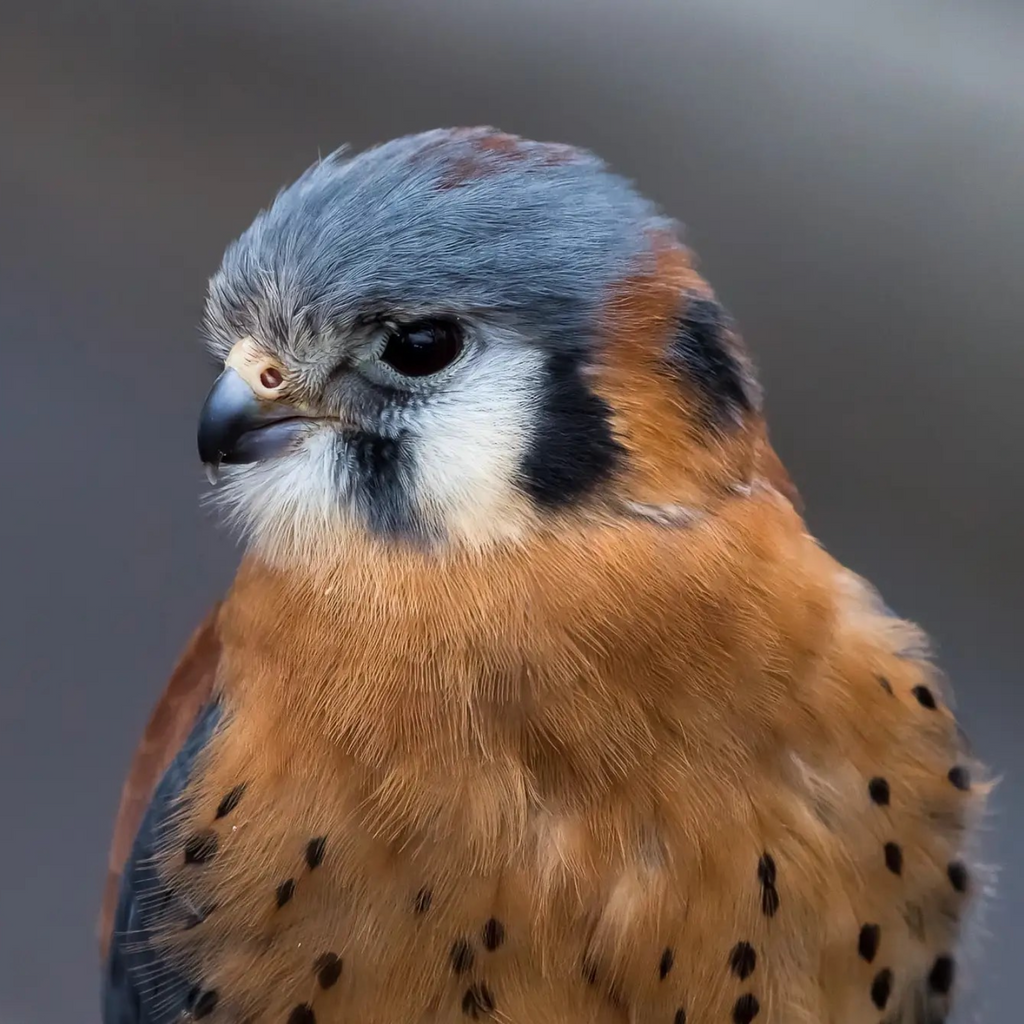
197, 367, 260, 465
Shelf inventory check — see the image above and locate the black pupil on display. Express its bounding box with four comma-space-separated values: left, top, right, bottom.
380, 320, 462, 377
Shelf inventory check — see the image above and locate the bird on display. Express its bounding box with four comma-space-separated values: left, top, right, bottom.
99, 127, 989, 1024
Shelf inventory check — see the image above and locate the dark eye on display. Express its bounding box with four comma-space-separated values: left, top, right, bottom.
378, 319, 464, 377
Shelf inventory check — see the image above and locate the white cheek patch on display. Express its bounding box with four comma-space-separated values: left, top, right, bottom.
207, 428, 358, 565
205, 340, 548, 560
410, 339, 546, 546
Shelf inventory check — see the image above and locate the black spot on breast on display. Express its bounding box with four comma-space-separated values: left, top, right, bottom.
733, 992, 760, 1023
659, 947, 674, 979
729, 942, 757, 980
276, 879, 296, 907
757, 853, 780, 916
871, 968, 894, 1009
947, 861, 969, 893
305, 837, 327, 869
482, 919, 505, 951
215, 783, 247, 819
191, 989, 219, 1019
879, 676, 894, 695
869, 777, 891, 806
450, 939, 475, 974
912, 685, 938, 710
519, 352, 622, 509
461, 983, 495, 1019
184, 832, 218, 865
673, 1009, 687, 1024
928, 955, 955, 994
287, 1004, 316, 1024
947, 766, 971, 791
314, 952, 342, 989
667, 295, 757, 430
858, 924, 881, 963
414, 887, 433, 914
884, 842, 903, 875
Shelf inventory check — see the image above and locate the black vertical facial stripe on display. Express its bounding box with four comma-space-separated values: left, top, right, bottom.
519, 351, 623, 508
666, 295, 757, 430
345, 431, 419, 537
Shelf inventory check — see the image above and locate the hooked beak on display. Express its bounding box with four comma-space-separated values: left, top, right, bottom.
197, 367, 309, 482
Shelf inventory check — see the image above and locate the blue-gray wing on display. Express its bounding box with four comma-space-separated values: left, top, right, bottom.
102, 700, 221, 1024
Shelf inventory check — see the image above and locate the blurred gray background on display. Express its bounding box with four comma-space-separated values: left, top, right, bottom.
0, 1, 1020, 1021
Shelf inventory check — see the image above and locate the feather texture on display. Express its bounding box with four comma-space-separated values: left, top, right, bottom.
101, 129, 987, 1024
99, 606, 222, 958
103, 500, 986, 1024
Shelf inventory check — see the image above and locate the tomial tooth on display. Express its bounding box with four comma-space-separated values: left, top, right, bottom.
204, 463, 220, 486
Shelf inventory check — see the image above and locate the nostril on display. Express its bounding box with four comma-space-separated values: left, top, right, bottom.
260, 366, 284, 389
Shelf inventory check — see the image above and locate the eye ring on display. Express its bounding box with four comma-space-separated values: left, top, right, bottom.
378, 318, 465, 378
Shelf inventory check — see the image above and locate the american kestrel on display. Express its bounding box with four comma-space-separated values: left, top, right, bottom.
101, 128, 987, 1024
